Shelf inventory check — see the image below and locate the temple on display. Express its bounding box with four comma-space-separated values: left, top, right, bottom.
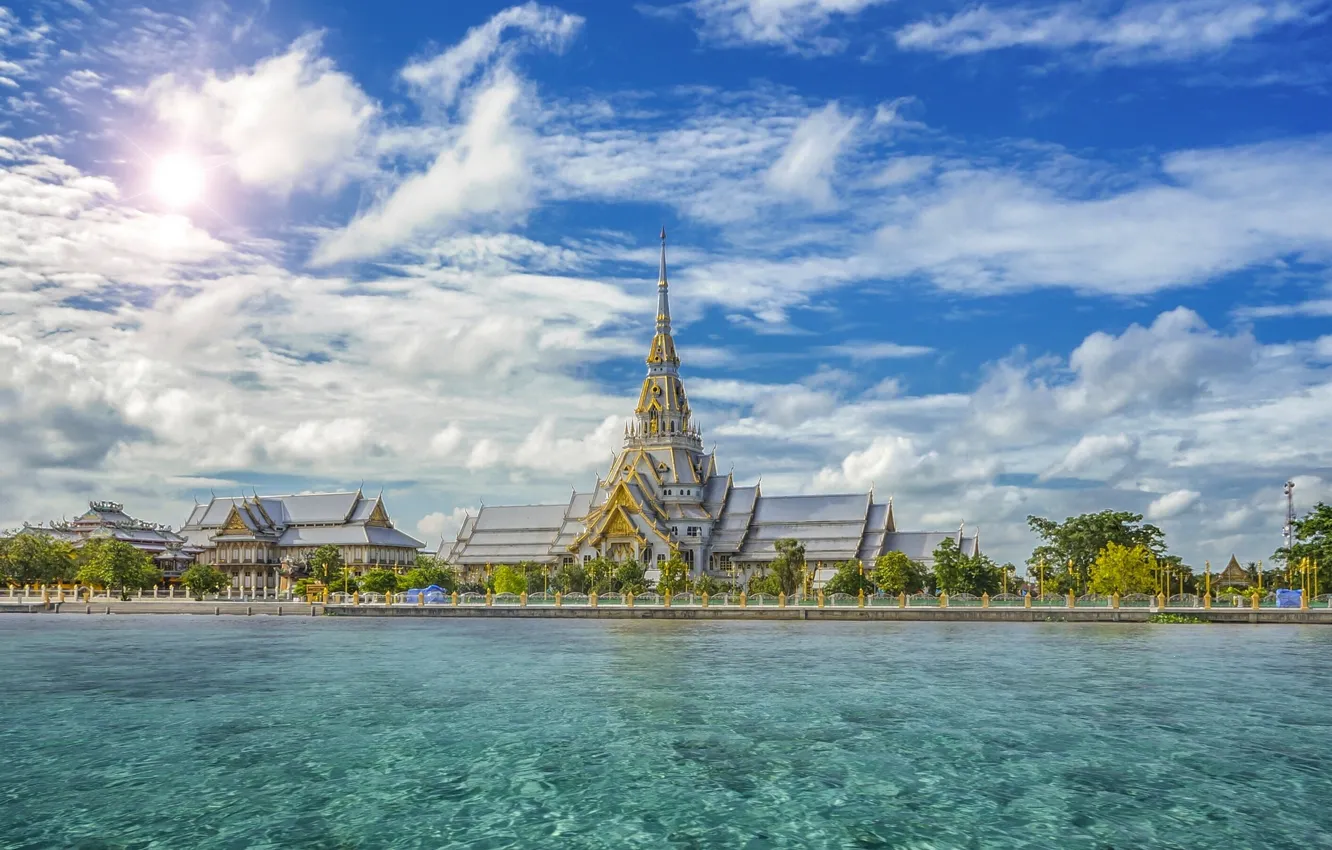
443, 231, 979, 586
6, 500, 200, 581
180, 490, 424, 595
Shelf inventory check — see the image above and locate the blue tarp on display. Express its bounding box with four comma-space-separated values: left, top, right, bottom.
1276, 589, 1302, 608
405, 584, 448, 604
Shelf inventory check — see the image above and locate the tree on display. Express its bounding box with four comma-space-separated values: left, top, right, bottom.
555, 560, 589, 594
614, 558, 649, 594
656, 554, 689, 593
2, 532, 77, 585
932, 537, 967, 594
1027, 511, 1168, 593
872, 551, 927, 595
400, 562, 457, 592
181, 563, 229, 600
1090, 542, 1157, 595
75, 539, 160, 599
360, 569, 400, 595
695, 575, 730, 596
493, 564, 526, 595
770, 538, 806, 597
1274, 502, 1332, 573
585, 556, 617, 594
306, 544, 345, 586
823, 559, 873, 596
746, 572, 781, 596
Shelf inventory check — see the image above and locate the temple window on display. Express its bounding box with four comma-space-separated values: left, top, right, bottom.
656, 553, 665, 562
671, 526, 679, 535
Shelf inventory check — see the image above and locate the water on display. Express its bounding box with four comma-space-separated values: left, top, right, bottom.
2, 617, 1330, 849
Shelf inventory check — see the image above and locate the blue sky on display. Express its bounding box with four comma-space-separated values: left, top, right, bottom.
1, 0, 1330, 569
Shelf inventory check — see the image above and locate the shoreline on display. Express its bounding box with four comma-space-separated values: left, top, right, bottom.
3, 599, 1330, 624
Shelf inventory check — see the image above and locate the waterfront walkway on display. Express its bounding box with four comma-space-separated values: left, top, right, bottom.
3, 597, 1331, 623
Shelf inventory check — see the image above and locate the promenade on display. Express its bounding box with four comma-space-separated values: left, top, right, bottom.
3, 597, 1331, 624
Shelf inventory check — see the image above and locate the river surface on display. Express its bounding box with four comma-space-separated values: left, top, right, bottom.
1, 616, 1329, 849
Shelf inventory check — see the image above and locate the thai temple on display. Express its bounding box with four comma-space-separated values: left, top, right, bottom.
443, 231, 980, 585
180, 490, 423, 595
6, 500, 199, 579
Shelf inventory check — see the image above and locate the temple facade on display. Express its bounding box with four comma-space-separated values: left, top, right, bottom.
443, 231, 979, 586
7, 500, 200, 580
180, 490, 424, 595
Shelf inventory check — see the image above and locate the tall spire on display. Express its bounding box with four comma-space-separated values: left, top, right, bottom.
657, 227, 671, 335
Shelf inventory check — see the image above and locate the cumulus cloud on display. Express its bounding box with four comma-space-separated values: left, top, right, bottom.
1041, 433, 1139, 480
895, 0, 1314, 65
144, 34, 378, 195
416, 506, 474, 543
313, 70, 532, 265
682, 0, 890, 52
401, 2, 583, 105
765, 102, 859, 207
1147, 488, 1202, 519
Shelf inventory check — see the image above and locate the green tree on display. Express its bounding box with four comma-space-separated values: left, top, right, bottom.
770, 538, 806, 597
585, 556, 617, 594
1027, 510, 1167, 594
492, 564, 526, 595
180, 563, 229, 599
2, 532, 77, 585
555, 560, 589, 594
872, 551, 927, 595
1090, 542, 1157, 595
932, 537, 968, 594
75, 539, 160, 599
823, 559, 873, 596
400, 562, 457, 592
746, 572, 781, 596
958, 551, 1003, 596
614, 558, 649, 594
656, 554, 689, 593
306, 544, 345, 585
1274, 502, 1332, 574
360, 569, 400, 595
695, 575, 730, 596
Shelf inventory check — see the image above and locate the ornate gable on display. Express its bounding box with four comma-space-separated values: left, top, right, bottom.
367, 500, 391, 528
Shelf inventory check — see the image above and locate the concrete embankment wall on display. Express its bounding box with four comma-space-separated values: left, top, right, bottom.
2, 601, 1330, 624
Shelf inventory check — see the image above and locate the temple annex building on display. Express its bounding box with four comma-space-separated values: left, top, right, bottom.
443, 232, 979, 586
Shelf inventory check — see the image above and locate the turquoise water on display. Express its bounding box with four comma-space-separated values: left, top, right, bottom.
2, 618, 1330, 849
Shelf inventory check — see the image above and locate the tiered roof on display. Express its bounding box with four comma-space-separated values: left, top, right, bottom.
182, 491, 423, 550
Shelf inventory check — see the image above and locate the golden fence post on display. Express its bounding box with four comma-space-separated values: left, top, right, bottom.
940, 591, 949, 608
486, 591, 493, 607
817, 589, 825, 609
898, 591, 906, 609
627, 591, 634, 608
1203, 591, 1211, 610
778, 592, 786, 608
664, 589, 672, 608
701, 592, 709, 608
1067, 589, 1076, 609
42, 585, 49, 605
1158, 592, 1166, 609
452, 590, 459, 606
590, 592, 598, 608
1024, 593, 1032, 609
857, 588, 865, 608
1112, 592, 1120, 609
1251, 591, 1260, 610
57, 586, 65, 603
740, 591, 747, 608
555, 591, 562, 607
521, 591, 528, 607
352, 591, 360, 606
981, 592, 990, 609
417, 590, 424, 607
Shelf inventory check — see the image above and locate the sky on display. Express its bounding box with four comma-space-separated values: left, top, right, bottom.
1, 0, 1330, 570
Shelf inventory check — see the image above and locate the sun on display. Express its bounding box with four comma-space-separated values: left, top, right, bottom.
151, 152, 206, 209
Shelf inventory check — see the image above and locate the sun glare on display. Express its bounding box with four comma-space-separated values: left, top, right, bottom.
151, 153, 206, 209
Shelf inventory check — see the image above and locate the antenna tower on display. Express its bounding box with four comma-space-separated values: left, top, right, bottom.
1283, 480, 1296, 556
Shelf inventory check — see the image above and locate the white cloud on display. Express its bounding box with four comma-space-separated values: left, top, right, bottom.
683, 0, 890, 52
895, 0, 1314, 64
313, 70, 532, 265
1041, 433, 1139, 480
429, 424, 465, 458
1147, 489, 1202, 519
401, 2, 583, 105
820, 340, 934, 360
416, 506, 473, 543
144, 35, 378, 195
765, 102, 859, 207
